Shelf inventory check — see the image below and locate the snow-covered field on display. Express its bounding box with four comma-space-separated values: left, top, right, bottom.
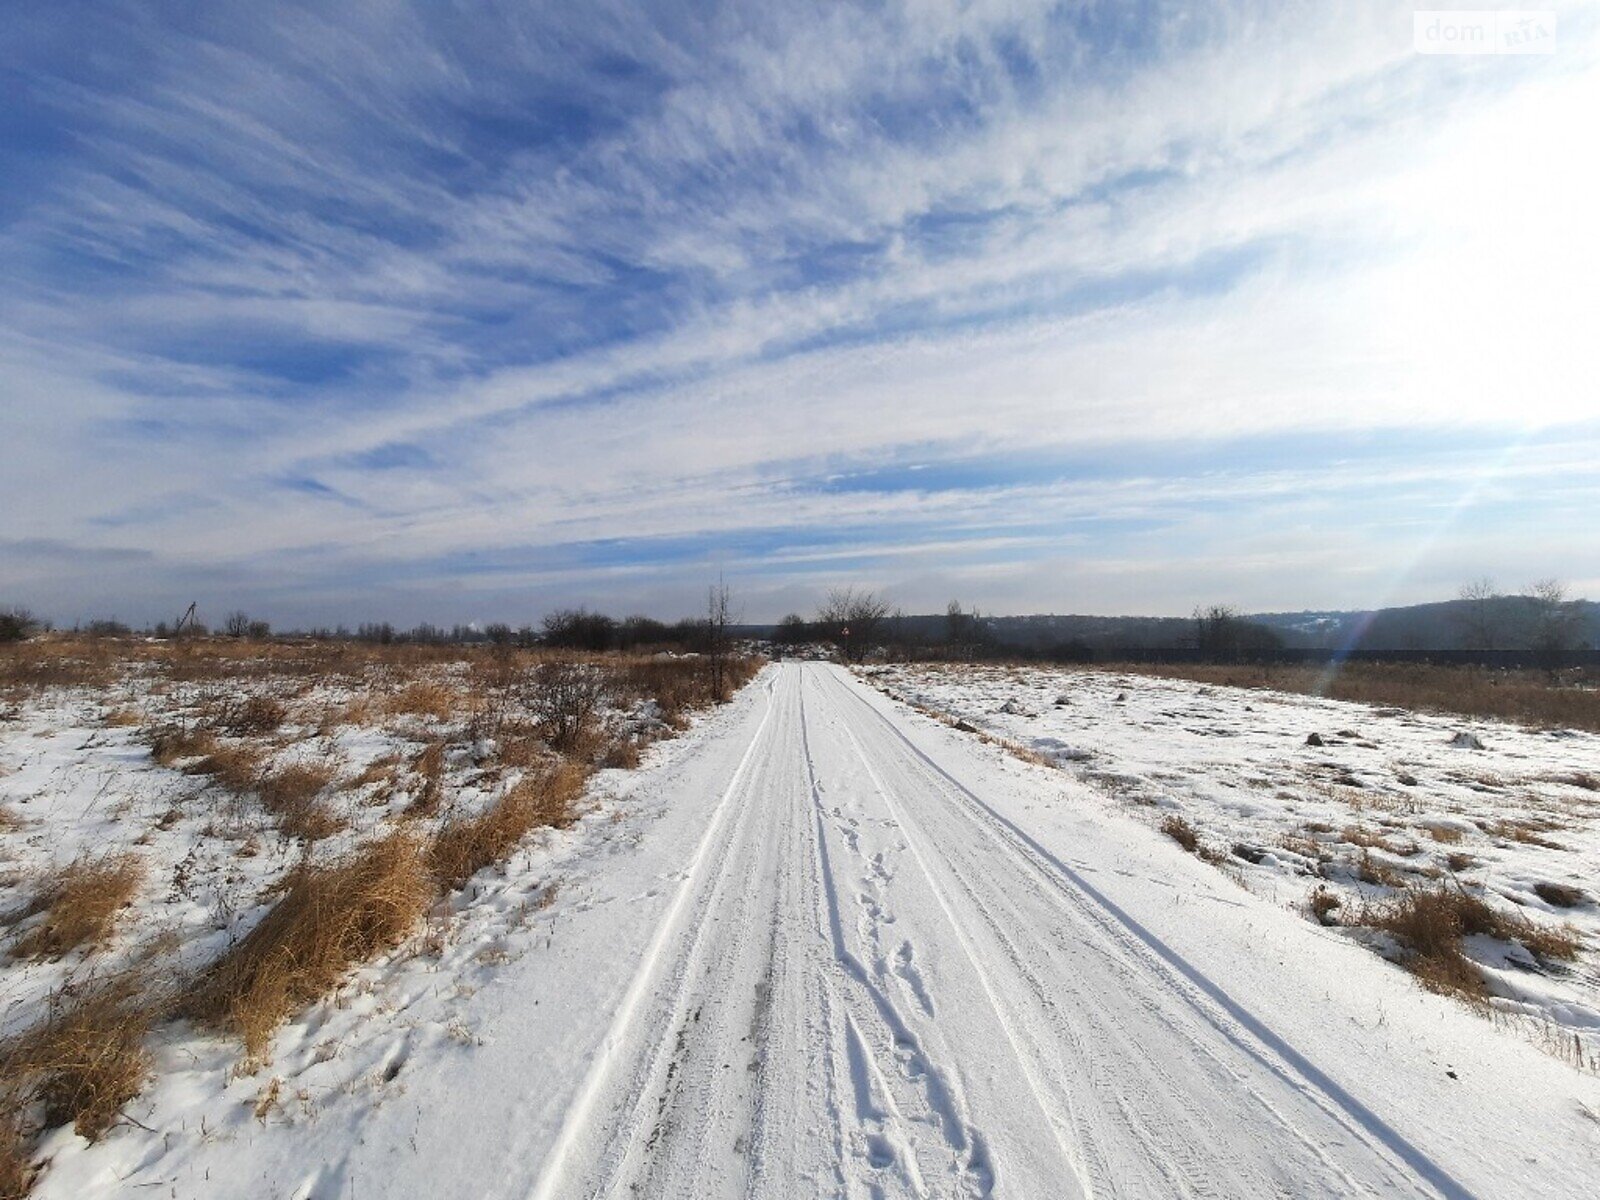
864, 661, 1600, 1069
0, 641, 731, 1196
5, 657, 1600, 1197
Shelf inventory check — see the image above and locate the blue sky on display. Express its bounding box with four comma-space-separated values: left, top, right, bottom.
3, 1, 1598, 627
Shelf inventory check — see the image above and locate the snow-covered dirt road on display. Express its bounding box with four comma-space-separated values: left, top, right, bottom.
38, 663, 1599, 1198
523, 664, 1596, 1199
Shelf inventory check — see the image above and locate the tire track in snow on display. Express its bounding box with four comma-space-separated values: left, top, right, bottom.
529, 672, 783, 1200
821, 666, 1477, 1200
798, 670, 994, 1197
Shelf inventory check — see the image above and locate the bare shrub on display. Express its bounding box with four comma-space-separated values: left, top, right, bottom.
183, 833, 432, 1061
0, 610, 41, 644
430, 762, 587, 890
529, 663, 608, 755
12, 854, 144, 960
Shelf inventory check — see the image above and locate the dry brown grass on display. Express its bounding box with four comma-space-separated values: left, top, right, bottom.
259, 764, 342, 841
1159, 814, 1223, 862
146, 724, 217, 766
616, 655, 761, 727
1309, 885, 1342, 925
0, 807, 22, 835
996, 737, 1057, 769
430, 762, 587, 890
0, 975, 154, 1143
385, 681, 458, 722
1341, 825, 1414, 855
1533, 882, 1588, 908
0, 638, 117, 695
11, 854, 144, 961
408, 740, 446, 815
0, 1112, 34, 1200
1106, 661, 1600, 732
185, 741, 267, 794
183, 833, 432, 1061
1478, 817, 1566, 851
1356, 850, 1407, 888
1365, 886, 1581, 1000
600, 737, 642, 770
205, 694, 287, 736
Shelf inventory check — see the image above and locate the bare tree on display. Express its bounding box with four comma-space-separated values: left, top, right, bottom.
1193, 604, 1281, 662
817, 587, 890, 663
706, 580, 736, 701
1524, 578, 1583, 671
773, 613, 810, 647
1453, 578, 1504, 652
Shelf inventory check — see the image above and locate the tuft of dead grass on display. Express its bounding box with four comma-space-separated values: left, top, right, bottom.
408, 740, 446, 815
11, 854, 144, 961
259, 764, 342, 841
0, 1111, 34, 1200
385, 681, 457, 722
1365, 885, 1581, 1000
1356, 850, 1407, 889
1478, 817, 1566, 851
1159, 813, 1225, 862
183, 833, 432, 1061
1309, 886, 1342, 925
206, 694, 287, 736
600, 737, 641, 770
146, 724, 216, 766
0, 975, 154, 1143
185, 741, 266, 794
1160, 813, 1200, 853
430, 762, 587, 890
1532, 881, 1587, 909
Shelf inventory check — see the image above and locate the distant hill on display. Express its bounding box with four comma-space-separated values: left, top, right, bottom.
741, 596, 1599, 655
1249, 598, 1600, 652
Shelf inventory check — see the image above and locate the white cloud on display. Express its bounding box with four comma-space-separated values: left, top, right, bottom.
3, 1, 1597, 621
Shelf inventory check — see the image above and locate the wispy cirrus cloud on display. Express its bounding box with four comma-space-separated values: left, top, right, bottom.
3, 1, 1597, 626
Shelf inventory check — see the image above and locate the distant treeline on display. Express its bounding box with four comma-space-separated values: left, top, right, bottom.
6, 584, 1593, 670
0, 606, 729, 654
